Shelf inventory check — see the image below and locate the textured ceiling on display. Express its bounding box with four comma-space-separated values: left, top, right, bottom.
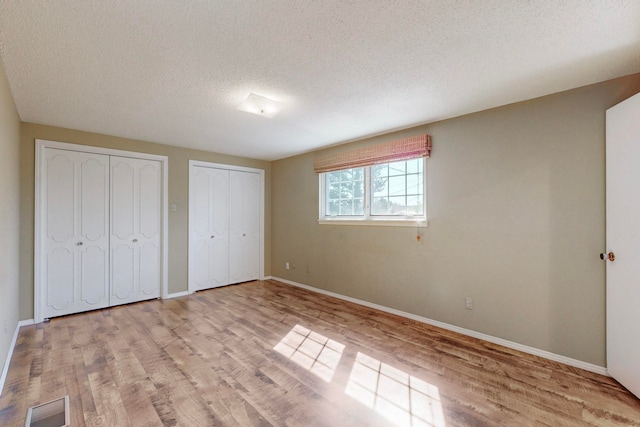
1, 1, 639, 161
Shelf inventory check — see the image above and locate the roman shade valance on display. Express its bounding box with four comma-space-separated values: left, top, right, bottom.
313, 134, 431, 174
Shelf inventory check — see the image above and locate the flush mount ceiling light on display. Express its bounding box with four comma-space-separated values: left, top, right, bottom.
236, 93, 283, 118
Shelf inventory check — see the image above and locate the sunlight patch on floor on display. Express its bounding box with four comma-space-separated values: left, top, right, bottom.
274, 324, 345, 382
345, 352, 446, 427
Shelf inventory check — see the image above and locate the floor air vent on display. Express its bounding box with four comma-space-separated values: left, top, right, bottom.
25, 395, 69, 427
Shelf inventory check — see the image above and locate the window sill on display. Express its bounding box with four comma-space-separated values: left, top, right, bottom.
317, 218, 428, 227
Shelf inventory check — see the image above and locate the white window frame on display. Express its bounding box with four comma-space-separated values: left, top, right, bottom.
318, 158, 428, 227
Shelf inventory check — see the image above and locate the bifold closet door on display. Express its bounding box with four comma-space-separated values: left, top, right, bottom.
191, 166, 230, 290
42, 149, 110, 318
110, 156, 162, 305
229, 170, 260, 284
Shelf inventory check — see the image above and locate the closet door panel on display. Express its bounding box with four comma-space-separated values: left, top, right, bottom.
210, 168, 229, 287
229, 171, 259, 284
79, 155, 110, 306
44, 152, 76, 314
139, 163, 160, 239
192, 169, 211, 237
190, 166, 229, 291
139, 242, 160, 296
244, 172, 260, 280
111, 160, 135, 240
81, 158, 109, 241
138, 161, 161, 298
111, 158, 138, 304
111, 157, 161, 304
228, 171, 244, 284
81, 245, 108, 304
192, 239, 210, 289
191, 167, 212, 290
46, 154, 75, 243
42, 149, 110, 319
112, 244, 135, 300
210, 233, 229, 286
47, 247, 74, 310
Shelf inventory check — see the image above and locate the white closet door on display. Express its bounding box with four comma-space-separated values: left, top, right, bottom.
229, 170, 260, 284
111, 156, 161, 305
43, 149, 110, 318
191, 166, 229, 290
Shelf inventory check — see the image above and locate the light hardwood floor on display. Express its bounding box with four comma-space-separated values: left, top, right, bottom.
1, 280, 639, 426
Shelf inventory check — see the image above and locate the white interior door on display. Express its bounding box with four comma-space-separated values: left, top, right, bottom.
606, 92, 640, 398
111, 156, 161, 305
190, 166, 229, 291
229, 170, 260, 284
42, 149, 110, 318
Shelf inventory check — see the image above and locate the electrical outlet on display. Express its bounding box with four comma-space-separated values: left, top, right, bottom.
285, 262, 290, 270
4, 320, 8, 333
465, 297, 473, 310
306, 265, 311, 273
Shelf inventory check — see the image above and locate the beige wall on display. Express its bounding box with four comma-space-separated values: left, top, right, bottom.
272, 73, 640, 366
0, 59, 21, 377
19, 123, 272, 319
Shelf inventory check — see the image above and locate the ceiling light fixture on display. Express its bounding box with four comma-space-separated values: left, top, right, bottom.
237, 93, 283, 118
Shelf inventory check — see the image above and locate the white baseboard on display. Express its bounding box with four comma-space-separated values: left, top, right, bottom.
166, 291, 189, 299
262, 276, 273, 280
270, 276, 608, 376
0, 320, 28, 397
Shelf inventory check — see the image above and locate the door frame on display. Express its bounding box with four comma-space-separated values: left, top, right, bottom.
34, 139, 169, 323
188, 160, 265, 294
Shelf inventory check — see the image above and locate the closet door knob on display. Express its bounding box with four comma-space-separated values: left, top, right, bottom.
210, 235, 215, 239
132, 239, 138, 243
76, 242, 83, 246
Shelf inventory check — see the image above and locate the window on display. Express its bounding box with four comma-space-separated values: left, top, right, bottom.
325, 168, 365, 216
319, 158, 426, 225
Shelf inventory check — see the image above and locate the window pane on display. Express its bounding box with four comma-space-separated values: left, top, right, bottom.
406, 174, 420, 195
370, 159, 425, 217
388, 176, 406, 196
328, 183, 340, 200
353, 198, 364, 214
406, 196, 423, 215
388, 161, 406, 176
328, 201, 339, 216
352, 182, 364, 214
339, 199, 353, 215
324, 167, 365, 217
373, 164, 388, 178
372, 176, 388, 197
372, 197, 390, 214
340, 181, 353, 197
406, 158, 422, 174
354, 181, 364, 198
328, 172, 340, 183
389, 196, 406, 210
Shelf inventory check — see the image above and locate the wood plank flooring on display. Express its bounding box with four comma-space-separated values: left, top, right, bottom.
1, 279, 639, 426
